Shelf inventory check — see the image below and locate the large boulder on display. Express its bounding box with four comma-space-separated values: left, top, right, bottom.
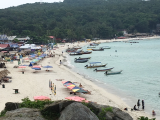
41, 100, 76, 119
112, 107, 133, 120
1, 108, 45, 120
85, 103, 133, 120
59, 102, 99, 120
5, 102, 20, 111
41, 100, 75, 113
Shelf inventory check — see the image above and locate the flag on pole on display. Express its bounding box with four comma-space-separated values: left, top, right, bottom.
52, 83, 54, 93
49, 80, 51, 88
51, 81, 52, 90
54, 85, 56, 95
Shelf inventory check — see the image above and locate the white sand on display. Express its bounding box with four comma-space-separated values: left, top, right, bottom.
1, 36, 159, 119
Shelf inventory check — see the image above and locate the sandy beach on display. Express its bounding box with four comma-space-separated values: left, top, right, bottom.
1, 36, 160, 119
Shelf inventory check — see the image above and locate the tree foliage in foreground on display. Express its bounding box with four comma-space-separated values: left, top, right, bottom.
0, 0, 160, 42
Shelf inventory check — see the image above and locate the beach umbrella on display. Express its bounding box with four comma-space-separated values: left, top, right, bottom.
24, 58, 29, 60
18, 66, 26, 71
18, 66, 26, 68
43, 65, 53, 71
72, 89, 88, 93
33, 59, 39, 62
64, 83, 75, 87
62, 81, 68, 84
34, 96, 51, 101
43, 65, 53, 68
71, 86, 81, 90
32, 68, 41, 73
65, 96, 86, 102
67, 85, 76, 90
21, 64, 29, 66
32, 67, 41, 70
32, 66, 41, 68
63, 81, 72, 85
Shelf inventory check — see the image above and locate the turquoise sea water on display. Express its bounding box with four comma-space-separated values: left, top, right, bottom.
67, 39, 160, 117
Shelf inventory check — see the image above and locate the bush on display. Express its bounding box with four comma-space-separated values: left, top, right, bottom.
98, 107, 113, 120
0, 110, 7, 117
20, 97, 54, 109
138, 116, 156, 120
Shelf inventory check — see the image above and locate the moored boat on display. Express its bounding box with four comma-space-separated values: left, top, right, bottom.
73, 47, 82, 49
75, 57, 91, 60
74, 59, 88, 63
94, 67, 114, 72
92, 48, 104, 51
69, 52, 82, 56
100, 46, 111, 49
81, 51, 92, 54
87, 46, 96, 48
105, 70, 122, 75
85, 62, 107, 68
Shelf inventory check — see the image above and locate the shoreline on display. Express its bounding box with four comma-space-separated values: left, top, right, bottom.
0, 36, 159, 119
55, 38, 159, 119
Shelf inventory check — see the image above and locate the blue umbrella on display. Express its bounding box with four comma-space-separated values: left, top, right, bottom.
32, 68, 41, 70
43, 65, 53, 68
71, 86, 81, 90
43, 65, 53, 71
22, 64, 29, 66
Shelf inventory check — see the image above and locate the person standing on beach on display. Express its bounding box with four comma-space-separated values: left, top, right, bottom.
59, 60, 62, 65
142, 100, 144, 110
137, 99, 140, 109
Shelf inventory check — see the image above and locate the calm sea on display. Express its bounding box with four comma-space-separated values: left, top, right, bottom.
67, 39, 160, 118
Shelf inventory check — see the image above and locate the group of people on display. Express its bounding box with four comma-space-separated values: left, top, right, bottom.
133, 99, 144, 110
133, 99, 156, 116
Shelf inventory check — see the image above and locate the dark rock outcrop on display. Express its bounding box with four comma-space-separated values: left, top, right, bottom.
41, 100, 75, 114
1, 108, 45, 120
0, 100, 133, 120
89, 103, 133, 120
5, 102, 20, 111
59, 102, 99, 120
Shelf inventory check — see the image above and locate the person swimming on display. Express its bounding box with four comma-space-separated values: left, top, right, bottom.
152, 110, 156, 116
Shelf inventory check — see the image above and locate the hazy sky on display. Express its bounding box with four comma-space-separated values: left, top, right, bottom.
0, 0, 63, 9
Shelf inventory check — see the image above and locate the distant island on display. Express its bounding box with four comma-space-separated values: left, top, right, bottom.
0, 0, 160, 43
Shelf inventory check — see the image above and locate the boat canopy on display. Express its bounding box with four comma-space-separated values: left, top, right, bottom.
89, 62, 101, 64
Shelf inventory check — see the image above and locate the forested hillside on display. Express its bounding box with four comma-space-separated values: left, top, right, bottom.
0, 0, 160, 42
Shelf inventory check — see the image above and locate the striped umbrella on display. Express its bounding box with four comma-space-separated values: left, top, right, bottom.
72, 89, 87, 93
67, 85, 76, 90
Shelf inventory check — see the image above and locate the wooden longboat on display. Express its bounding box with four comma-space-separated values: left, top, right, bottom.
105, 70, 123, 75
87, 46, 96, 48
75, 57, 91, 60
94, 67, 114, 72
74, 59, 88, 63
92, 48, 104, 51
69, 52, 82, 56
85, 62, 107, 68
81, 51, 92, 54
100, 46, 111, 49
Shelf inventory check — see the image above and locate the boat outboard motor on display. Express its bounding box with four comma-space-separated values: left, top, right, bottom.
94, 69, 97, 71
85, 65, 88, 67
